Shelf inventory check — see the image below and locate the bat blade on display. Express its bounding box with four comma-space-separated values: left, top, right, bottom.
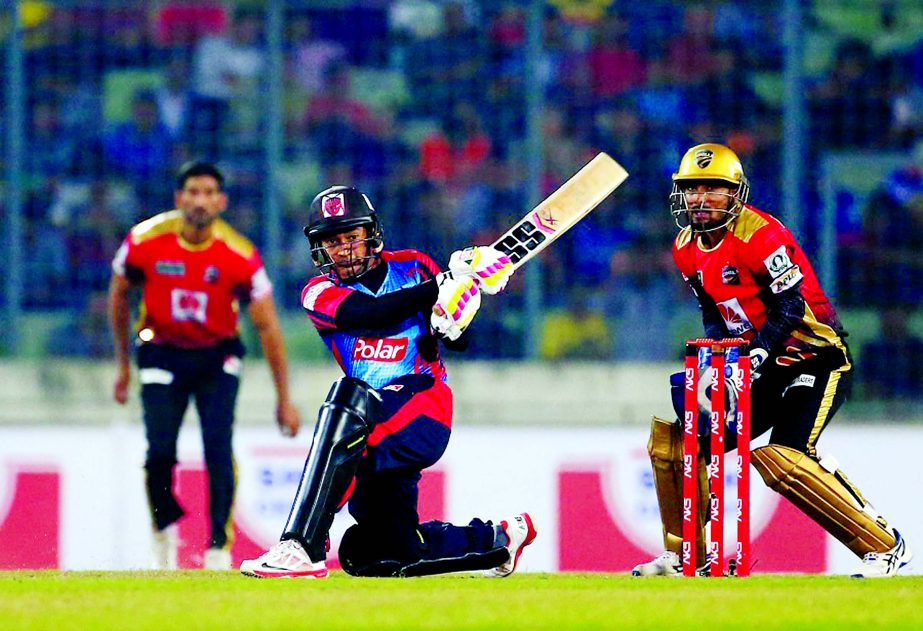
492, 152, 629, 271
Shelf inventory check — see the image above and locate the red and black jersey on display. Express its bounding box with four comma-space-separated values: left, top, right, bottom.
673, 205, 848, 366
112, 210, 271, 349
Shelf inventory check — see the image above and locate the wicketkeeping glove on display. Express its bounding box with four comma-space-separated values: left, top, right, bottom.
448, 246, 514, 295
431, 272, 481, 341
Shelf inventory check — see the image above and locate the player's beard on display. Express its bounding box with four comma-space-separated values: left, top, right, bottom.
183, 206, 217, 230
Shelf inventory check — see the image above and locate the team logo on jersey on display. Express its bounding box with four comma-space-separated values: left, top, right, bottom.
353, 337, 408, 362
170, 289, 208, 323
382, 384, 404, 392
716, 297, 753, 335
155, 261, 186, 276
203, 265, 220, 283
694, 149, 714, 168
721, 264, 740, 285
322, 193, 346, 218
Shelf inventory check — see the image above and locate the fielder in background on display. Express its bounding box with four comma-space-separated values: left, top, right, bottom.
633, 143, 912, 578
241, 185, 536, 578
108, 162, 302, 570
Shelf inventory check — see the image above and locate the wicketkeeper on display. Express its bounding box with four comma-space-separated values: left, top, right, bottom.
633, 143, 912, 578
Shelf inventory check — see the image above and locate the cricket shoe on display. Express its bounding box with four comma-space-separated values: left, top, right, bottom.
631, 551, 712, 577
850, 530, 913, 578
485, 513, 537, 577
151, 525, 177, 570
203, 547, 232, 571
240, 539, 328, 579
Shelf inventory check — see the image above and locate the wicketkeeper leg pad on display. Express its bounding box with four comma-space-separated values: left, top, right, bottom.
648, 416, 708, 560
281, 377, 381, 561
751, 444, 896, 557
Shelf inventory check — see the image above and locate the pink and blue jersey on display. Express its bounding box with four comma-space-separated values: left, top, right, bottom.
300, 250, 447, 389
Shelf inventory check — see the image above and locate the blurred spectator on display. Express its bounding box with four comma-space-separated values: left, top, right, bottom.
860, 306, 923, 403
287, 15, 348, 94
687, 47, 760, 131
808, 39, 891, 149
300, 61, 392, 179
586, 13, 647, 102
419, 105, 491, 187
46, 291, 112, 358
103, 89, 175, 212
629, 58, 690, 131
22, 181, 69, 308
104, 10, 164, 69
540, 8, 590, 108
405, 2, 488, 117
155, 58, 194, 144
27, 95, 77, 180
664, 4, 720, 86
67, 180, 132, 294
860, 142, 923, 308
190, 8, 265, 158
540, 106, 584, 193
606, 233, 681, 361
301, 62, 387, 139
154, 1, 227, 47
889, 65, 923, 148
538, 289, 612, 360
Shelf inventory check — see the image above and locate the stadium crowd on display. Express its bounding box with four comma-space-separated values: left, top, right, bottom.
6, 1, 923, 400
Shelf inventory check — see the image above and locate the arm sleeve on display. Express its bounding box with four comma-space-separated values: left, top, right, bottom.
334, 280, 439, 330
750, 284, 806, 353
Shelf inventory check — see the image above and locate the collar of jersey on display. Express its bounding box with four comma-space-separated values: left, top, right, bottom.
177, 233, 216, 251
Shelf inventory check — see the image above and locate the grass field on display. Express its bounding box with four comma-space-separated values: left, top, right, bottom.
2, 571, 922, 630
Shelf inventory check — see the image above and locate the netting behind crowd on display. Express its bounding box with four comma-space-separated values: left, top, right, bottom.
1, 1, 922, 405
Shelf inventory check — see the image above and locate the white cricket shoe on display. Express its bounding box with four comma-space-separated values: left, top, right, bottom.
151, 525, 177, 570
485, 513, 537, 577
631, 551, 712, 576
203, 547, 232, 571
850, 530, 913, 578
240, 539, 328, 579
632, 551, 682, 576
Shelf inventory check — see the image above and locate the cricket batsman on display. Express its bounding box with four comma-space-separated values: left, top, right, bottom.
241, 186, 536, 578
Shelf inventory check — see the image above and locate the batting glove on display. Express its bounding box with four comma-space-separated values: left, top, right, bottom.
431, 272, 482, 341
448, 246, 514, 295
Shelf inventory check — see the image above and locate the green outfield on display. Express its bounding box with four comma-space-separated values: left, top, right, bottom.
2, 571, 922, 630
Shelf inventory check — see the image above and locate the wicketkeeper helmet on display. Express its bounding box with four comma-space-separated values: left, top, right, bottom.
670, 143, 750, 232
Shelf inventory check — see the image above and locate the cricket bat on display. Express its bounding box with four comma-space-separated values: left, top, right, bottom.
492, 152, 629, 270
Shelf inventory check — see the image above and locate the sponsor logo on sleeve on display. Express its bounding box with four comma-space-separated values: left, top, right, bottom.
769, 265, 803, 294
352, 337, 409, 362
763, 246, 794, 279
